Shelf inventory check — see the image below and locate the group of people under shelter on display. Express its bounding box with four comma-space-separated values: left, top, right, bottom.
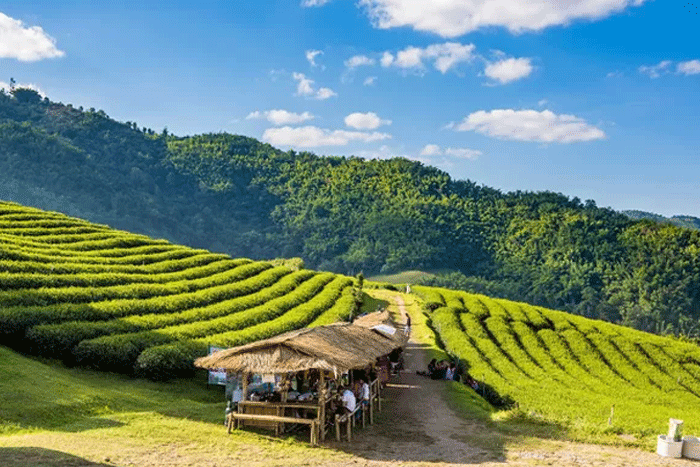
335, 376, 371, 418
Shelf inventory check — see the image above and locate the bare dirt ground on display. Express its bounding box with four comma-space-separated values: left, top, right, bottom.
322, 295, 697, 466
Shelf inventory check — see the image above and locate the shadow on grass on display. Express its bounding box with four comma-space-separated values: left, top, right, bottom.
0, 447, 113, 467
1, 415, 125, 435
1, 371, 225, 435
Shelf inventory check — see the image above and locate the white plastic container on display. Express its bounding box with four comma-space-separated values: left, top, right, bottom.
682, 436, 700, 460
657, 435, 684, 458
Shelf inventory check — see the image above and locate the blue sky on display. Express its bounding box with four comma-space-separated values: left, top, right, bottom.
1, 1, 699, 216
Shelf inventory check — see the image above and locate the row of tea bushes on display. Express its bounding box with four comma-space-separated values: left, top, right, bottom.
0, 201, 357, 377
414, 285, 700, 439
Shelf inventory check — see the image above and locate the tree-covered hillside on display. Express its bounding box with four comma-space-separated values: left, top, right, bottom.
624, 210, 700, 231
1, 88, 699, 338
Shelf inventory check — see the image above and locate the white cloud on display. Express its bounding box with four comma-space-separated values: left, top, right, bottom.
263, 125, 391, 147
345, 54, 376, 68
344, 112, 391, 130
363, 76, 377, 86
381, 42, 476, 74
427, 42, 476, 73
453, 109, 606, 143
394, 46, 424, 70
354, 144, 410, 160
292, 72, 315, 96
537, 99, 548, 107
606, 70, 623, 78
419, 144, 442, 156
301, 0, 332, 6
677, 60, 700, 76
0, 81, 46, 97
639, 60, 672, 78
246, 109, 315, 125
419, 144, 481, 159
292, 72, 337, 99
445, 147, 482, 159
484, 57, 534, 84
0, 13, 65, 62
315, 87, 337, 100
306, 49, 323, 67
380, 51, 394, 67
358, 0, 648, 37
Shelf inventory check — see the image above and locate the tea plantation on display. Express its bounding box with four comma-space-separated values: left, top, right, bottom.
415, 285, 700, 438
0, 201, 356, 379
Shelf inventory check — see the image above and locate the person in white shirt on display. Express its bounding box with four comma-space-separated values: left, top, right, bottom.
361, 379, 370, 404
341, 386, 356, 414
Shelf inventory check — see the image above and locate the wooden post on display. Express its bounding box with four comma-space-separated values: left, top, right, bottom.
318, 370, 325, 442
240, 372, 248, 430
335, 414, 341, 441
278, 376, 288, 436
310, 420, 317, 446
346, 415, 352, 441
377, 383, 381, 412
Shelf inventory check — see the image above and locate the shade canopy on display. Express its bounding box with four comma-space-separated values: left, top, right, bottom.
194, 312, 407, 375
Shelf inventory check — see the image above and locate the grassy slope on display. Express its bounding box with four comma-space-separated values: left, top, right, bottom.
0, 346, 345, 467
0, 346, 220, 436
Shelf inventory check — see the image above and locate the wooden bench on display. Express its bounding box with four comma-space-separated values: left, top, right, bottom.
227, 412, 319, 445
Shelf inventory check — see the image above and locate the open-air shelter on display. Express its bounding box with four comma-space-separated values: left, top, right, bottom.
194, 312, 408, 444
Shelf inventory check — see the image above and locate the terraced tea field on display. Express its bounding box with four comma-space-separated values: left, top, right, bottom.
0, 202, 356, 379
414, 285, 700, 438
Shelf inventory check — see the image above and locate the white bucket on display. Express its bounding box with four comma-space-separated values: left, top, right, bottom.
657, 435, 684, 458
682, 436, 700, 460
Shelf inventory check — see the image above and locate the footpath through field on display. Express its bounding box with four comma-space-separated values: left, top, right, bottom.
331, 291, 696, 467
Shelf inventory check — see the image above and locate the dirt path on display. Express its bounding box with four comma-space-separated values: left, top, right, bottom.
327, 293, 696, 466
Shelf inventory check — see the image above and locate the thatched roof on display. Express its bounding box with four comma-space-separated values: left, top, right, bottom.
353, 310, 394, 328
194, 313, 407, 375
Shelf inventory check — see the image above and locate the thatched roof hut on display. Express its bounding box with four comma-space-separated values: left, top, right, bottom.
194, 313, 407, 376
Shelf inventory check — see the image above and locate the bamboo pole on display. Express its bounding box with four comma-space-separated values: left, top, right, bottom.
240, 372, 248, 430
318, 370, 325, 442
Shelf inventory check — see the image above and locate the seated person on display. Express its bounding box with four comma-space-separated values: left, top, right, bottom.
418, 358, 437, 377
360, 378, 370, 406
431, 360, 448, 380
445, 363, 455, 381
337, 385, 356, 416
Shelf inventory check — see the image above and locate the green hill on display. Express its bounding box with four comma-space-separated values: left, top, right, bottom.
0, 201, 356, 379
415, 285, 700, 439
0, 344, 221, 436
2, 89, 700, 340
624, 210, 700, 231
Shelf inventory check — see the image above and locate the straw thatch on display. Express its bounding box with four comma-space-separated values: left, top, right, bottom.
194, 313, 407, 375
353, 310, 394, 328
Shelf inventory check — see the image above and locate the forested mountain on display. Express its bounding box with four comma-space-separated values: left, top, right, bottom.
1, 88, 699, 338
624, 210, 700, 231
